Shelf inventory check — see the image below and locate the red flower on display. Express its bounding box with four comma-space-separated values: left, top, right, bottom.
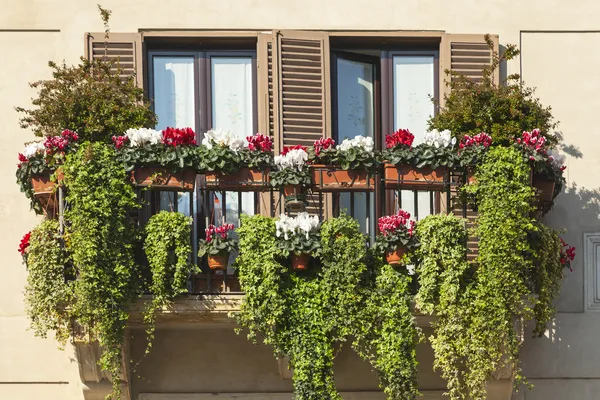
518, 129, 547, 152
385, 129, 414, 149
378, 209, 414, 237
61, 129, 79, 142
111, 135, 130, 150
205, 223, 235, 241
18, 232, 31, 256
560, 238, 576, 271
246, 133, 273, 152
281, 144, 307, 156
313, 137, 335, 157
460, 132, 492, 149
161, 127, 197, 147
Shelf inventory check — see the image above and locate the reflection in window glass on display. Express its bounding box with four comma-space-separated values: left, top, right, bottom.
336, 57, 376, 236
393, 55, 435, 220
152, 56, 195, 129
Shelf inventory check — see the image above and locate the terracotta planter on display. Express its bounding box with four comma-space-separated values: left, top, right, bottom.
385, 247, 407, 266
31, 170, 63, 218
310, 164, 375, 192
207, 253, 229, 271
291, 253, 309, 271
532, 175, 555, 203
383, 164, 446, 189
131, 167, 195, 191
204, 167, 270, 191
283, 184, 306, 211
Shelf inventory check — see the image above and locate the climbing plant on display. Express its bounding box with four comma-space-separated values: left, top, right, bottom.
23, 219, 74, 345
63, 142, 141, 399
143, 211, 195, 352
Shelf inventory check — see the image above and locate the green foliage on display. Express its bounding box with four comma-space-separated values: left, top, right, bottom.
310, 146, 377, 170
240, 147, 274, 169
234, 214, 370, 399
530, 223, 564, 337
24, 219, 74, 345
15, 59, 156, 143
115, 143, 202, 172
63, 142, 141, 398
428, 36, 557, 146
144, 211, 195, 352
199, 144, 243, 173
353, 260, 419, 400
270, 167, 312, 188
384, 143, 458, 169
16, 153, 53, 213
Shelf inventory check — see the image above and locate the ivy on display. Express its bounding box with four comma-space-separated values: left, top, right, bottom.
24, 219, 74, 345
143, 211, 195, 352
63, 142, 141, 399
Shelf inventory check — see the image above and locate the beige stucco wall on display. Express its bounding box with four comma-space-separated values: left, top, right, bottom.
1, 1, 599, 399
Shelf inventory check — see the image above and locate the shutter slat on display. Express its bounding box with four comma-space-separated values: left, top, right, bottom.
85, 33, 143, 87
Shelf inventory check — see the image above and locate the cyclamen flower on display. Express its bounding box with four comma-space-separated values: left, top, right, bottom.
274, 147, 308, 171
313, 138, 335, 156
547, 149, 567, 171
202, 129, 244, 151
425, 129, 456, 148
111, 135, 130, 150
560, 238, 576, 271
385, 129, 414, 149
378, 209, 415, 237
18, 232, 31, 256
276, 212, 319, 240
20, 142, 45, 160
459, 132, 492, 149
205, 223, 235, 241
162, 127, 197, 147
122, 128, 162, 147
337, 135, 374, 153
516, 129, 547, 153
246, 133, 273, 152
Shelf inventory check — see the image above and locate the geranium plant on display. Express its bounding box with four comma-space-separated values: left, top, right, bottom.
270, 145, 312, 188
112, 127, 200, 172
275, 212, 321, 258
16, 129, 80, 212
458, 132, 493, 168
374, 209, 417, 265
309, 135, 376, 170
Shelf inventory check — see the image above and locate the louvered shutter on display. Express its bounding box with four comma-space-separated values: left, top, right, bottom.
84, 32, 144, 88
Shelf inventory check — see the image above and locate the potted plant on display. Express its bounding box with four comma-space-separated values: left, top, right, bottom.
198, 223, 237, 271
309, 136, 377, 191
112, 127, 199, 191
16, 129, 79, 215
202, 131, 273, 191
560, 238, 576, 272
374, 209, 417, 266
275, 212, 321, 271
515, 129, 566, 203
271, 145, 311, 210
458, 132, 493, 183
382, 129, 455, 189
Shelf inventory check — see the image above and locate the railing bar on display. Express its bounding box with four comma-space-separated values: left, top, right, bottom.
414, 190, 419, 220
430, 190, 434, 216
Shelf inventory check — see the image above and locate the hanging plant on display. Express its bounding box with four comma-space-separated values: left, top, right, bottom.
22, 219, 74, 345
144, 211, 195, 351
198, 223, 238, 271
275, 213, 321, 271
373, 209, 418, 266
271, 145, 312, 208
63, 141, 141, 398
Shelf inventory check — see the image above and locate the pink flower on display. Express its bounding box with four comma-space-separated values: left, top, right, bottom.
378, 209, 415, 237
111, 135, 129, 149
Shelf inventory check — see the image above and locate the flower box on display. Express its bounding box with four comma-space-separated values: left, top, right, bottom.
31, 170, 63, 218
204, 167, 270, 191
532, 175, 555, 203
383, 163, 446, 190
310, 164, 375, 192
131, 167, 195, 191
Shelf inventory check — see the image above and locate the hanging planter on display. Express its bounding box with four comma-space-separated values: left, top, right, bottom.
131, 167, 196, 191
532, 175, 555, 203
291, 253, 310, 271
204, 167, 270, 191
31, 169, 63, 218
207, 253, 229, 271
385, 247, 407, 266
310, 165, 375, 192
283, 184, 307, 210
383, 164, 446, 189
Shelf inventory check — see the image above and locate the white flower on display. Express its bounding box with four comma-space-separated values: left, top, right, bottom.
21, 142, 45, 159
202, 129, 245, 152
548, 149, 566, 168
336, 135, 374, 153
125, 128, 162, 147
276, 212, 320, 240
274, 149, 308, 171
425, 129, 456, 148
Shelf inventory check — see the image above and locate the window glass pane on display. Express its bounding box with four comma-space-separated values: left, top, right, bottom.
393, 55, 435, 220
336, 57, 376, 236
211, 57, 254, 225
152, 56, 195, 129
159, 192, 175, 212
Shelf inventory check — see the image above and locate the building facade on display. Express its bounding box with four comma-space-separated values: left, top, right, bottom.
1, 1, 599, 399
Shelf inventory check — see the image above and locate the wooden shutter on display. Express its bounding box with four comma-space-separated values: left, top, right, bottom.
84, 32, 144, 88
439, 33, 499, 105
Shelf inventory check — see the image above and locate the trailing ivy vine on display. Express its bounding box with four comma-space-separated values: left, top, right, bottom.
143, 211, 195, 352
24, 219, 74, 345
63, 142, 141, 398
